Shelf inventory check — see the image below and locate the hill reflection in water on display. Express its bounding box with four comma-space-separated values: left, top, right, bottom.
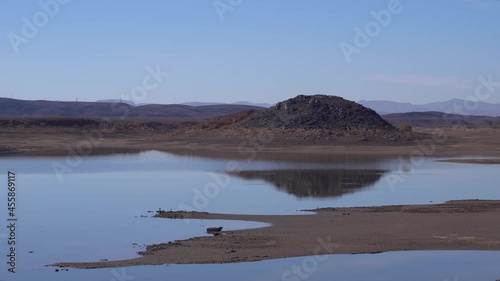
229, 169, 387, 198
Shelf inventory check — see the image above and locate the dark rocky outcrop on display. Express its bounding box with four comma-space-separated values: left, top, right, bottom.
175, 94, 419, 145
239, 95, 395, 131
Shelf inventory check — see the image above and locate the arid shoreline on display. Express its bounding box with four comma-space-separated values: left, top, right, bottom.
3, 126, 499, 269
1, 127, 500, 161
52, 200, 500, 269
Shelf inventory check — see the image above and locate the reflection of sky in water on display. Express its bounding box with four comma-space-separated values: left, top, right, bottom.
0, 151, 499, 278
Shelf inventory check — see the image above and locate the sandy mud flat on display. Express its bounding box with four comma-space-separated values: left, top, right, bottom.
52, 200, 500, 269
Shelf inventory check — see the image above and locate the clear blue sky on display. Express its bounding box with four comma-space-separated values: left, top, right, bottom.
1, 0, 499, 105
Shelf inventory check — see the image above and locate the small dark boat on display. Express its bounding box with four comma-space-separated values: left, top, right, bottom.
206, 227, 223, 233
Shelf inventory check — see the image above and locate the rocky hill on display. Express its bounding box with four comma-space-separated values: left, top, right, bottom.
178, 95, 414, 145
239, 95, 394, 130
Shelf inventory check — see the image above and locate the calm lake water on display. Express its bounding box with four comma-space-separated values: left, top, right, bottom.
0, 150, 499, 280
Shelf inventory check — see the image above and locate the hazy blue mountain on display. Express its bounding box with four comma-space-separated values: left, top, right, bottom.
182, 101, 272, 108
181, 102, 224, 106
359, 99, 500, 117
232, 101, 272, 108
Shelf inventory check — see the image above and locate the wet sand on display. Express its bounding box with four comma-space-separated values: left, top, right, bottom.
52, 200, 500, 269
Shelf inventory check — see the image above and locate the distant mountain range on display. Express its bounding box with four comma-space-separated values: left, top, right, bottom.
359, 99, 500, 117
179, 101, 272, 108
96, 100, 273, 108
0, 98, 263, 120
2, 97, 499, 124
